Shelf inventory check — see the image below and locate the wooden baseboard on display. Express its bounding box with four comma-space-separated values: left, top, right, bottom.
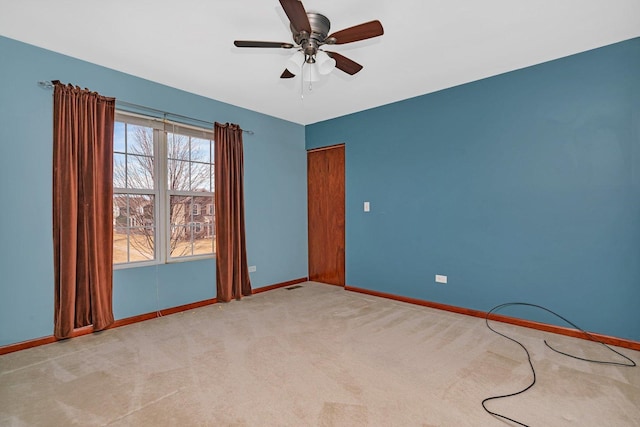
0, 277, 308, 356
252, 277, 308, 294
0, 336, 58, 355
345, 285, 640, 352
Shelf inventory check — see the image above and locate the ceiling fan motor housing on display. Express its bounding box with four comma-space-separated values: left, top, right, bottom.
292, 12, 331, 60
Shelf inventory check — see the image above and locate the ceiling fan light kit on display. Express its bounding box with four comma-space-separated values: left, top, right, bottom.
286, 51, 306, 75
286, 50, 336, 81
314, 51, 337, 75
234, 0, 383, 83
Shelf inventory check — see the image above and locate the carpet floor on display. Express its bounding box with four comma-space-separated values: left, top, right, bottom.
1, 282, 638, 426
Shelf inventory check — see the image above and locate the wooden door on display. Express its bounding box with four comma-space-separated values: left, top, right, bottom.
307, 144, 345, 286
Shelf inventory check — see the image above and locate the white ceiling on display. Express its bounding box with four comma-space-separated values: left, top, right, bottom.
1, 0, 639, 125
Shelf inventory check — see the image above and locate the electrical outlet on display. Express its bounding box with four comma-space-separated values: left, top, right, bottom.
248, 265, 256, 273
435, 274, 447, 284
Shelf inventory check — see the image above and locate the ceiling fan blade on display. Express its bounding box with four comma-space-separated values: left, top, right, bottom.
281, 69, 295, 78
327, 20, 384, 44
325, 52, 363, 75
279, 0, 311, 34
234, 40, 294, 49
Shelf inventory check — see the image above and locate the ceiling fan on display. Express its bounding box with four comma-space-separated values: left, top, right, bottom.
234, 0, 384, 81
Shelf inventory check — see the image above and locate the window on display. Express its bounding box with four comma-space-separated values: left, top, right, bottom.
113, 112, 215, 267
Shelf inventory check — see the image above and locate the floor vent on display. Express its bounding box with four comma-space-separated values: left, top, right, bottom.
286, 285, 304, 290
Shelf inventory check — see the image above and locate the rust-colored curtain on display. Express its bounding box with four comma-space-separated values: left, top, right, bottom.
53, 82, 115, 339
214, 122, 252, 302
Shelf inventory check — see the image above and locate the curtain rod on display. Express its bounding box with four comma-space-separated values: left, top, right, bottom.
37, 81, 254, 135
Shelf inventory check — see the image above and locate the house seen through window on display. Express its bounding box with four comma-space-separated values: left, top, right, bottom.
113, 112, 215, 266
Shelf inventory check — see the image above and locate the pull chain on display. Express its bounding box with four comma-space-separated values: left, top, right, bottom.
299, 62, 314, 99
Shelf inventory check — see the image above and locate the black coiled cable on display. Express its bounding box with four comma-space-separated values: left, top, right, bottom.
482, 302, 636, 427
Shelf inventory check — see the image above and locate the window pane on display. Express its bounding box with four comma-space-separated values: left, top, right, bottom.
127, 154, 154, 190
193, 225, 214, 256
168, 159, 190, 190
114, 122, 126, 153
167, 133, 189, 160
113, 227, 128, 264
193, 195, 214, 256
129, 227, 154, 262
170, 225, 192, 257
113, 153, 126, 188
170, 195, 190, 226
191, 138, 211, 163
113, 195, 127, 227
114, 121, 155, 191
128, 125, 154, 156
168, 194, 214, 258
193, 195, 213, 212
191, 162, 210, 191
113, 194, 155, 264
205, 223, 215, 238
128, 194, 154, 221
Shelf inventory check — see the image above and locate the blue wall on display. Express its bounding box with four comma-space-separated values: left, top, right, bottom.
307, 38, 640, 341
0, 36, 308, 346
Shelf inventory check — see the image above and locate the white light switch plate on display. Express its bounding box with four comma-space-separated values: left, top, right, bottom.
364, 201, 370, 212
435, 274, 447, 284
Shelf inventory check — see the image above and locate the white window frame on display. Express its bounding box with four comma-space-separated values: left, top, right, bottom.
114, 111, 215, 269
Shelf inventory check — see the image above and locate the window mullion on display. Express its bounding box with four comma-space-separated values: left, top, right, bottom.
156, 129, 167, 263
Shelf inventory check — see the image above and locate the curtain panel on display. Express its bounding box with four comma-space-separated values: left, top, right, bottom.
214, 122, 252, 302
53, 82, 115, 339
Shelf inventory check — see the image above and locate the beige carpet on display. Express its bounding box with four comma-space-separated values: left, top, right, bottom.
1, 282, 638, 426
